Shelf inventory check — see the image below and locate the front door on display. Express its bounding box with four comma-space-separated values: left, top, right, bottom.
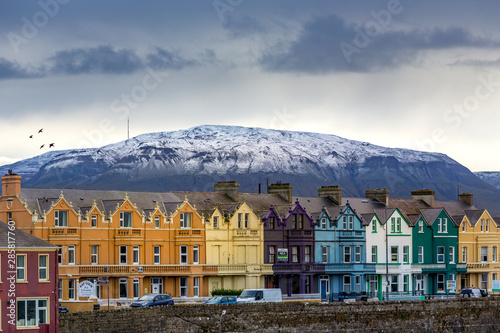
415, 274, 424, 295
368, 275, 378, 298
151, 277, 163, 294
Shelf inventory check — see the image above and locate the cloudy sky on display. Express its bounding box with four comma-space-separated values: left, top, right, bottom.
1, 0, 499, 171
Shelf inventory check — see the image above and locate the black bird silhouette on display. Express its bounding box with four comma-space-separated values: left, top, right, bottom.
40, 144, 45, 149
29, 135, 33, 139
49, 143, 55, 148
38, 128, 43, 133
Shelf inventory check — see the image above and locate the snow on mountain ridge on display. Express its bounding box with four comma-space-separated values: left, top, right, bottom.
4, 125, 458, 178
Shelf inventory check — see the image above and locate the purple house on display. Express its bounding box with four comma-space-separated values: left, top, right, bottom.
263, 183, 325, 296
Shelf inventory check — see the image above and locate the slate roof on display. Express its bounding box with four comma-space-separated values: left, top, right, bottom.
464, 209, 486, 227
0, 220, 57, 249
20, 188, 182, 217
388, 198, 431, 216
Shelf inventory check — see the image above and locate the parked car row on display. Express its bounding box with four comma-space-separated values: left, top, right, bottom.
459, 287, 490, 298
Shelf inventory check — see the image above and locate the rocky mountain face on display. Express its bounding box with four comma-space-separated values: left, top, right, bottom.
2, 125, 499, 214
474, 172, 500, 190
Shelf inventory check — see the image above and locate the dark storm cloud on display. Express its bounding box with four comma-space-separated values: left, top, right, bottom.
48, 45, 143, 75
222, 14, 267, 38
0, 58, 39, 79
260, 15, 500, 74
146, 47, 198, 70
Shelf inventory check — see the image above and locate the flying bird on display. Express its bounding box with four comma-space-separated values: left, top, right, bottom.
40, 144, 45, 149
49, 143, 55, 148
38, 128, 43, 133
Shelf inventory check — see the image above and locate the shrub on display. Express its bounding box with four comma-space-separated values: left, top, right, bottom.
211, 288, 243, 296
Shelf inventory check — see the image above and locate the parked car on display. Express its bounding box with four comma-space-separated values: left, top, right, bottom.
130, 293, 174, 307
203, 296, 238, 304
59, 305, 69, 313
237, 289, 282, 303
459, 287, 490, 298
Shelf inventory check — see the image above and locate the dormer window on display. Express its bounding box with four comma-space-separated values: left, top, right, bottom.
371, 220, 377, 233
213, 216, 219, 229
418, 220, 424, 233
321, 218, 326, 230
154, 215, 160, 228
55, 210, 68, 227
180, 212, 192, 228
120, 211, 132, 228
268, 217, 275, 229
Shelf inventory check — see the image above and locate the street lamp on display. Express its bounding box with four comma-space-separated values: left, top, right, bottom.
219, 310, 226, 333
1, 198, 13, 210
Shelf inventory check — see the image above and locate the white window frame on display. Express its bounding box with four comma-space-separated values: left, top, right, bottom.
91, 214, 97, 227
437, 246, 445, 263
322, 246, 328, 263
462, 246, 467, 263
180, 212, 192, 228
244, 213, 249, 229
17, 298, 48, 328
154, 245, 160, 265
68, 278, 75, 300
133, 245, 139, 265
371, 220, 377, 233
68, 245, 75, 265
213, 216, 219, 229
391, 246, 398, 263
418, 246, 424, 264
238, 213, 242, 229
39, 254, 48, 282
180, 277, 188, 297
58, 245, 63, 265
437, 274, 445, 292
180, 245, 188, 264
343, 275, 351, 293
343, 246, 351, 263
403, 246, 409, 263
119, 245, 127, 265
120, 211, 132, 228
17, 254, 26, 282
119, 278, 128, 298
133, 278, 140, 298
58, 279, 63, 300
321, 218, 326, 230
55, 210, 68, 227
493, 246, 497, 262
348, 216, 353, 230
91, 245, 98, 265
355, 245, 361, 263
481, 246, 488, 262
155, 215, 160, 228
418, 220, 424, 233
193, 245, 199, 264
355, 275, 361, 292
193, 276, 200, 297
449, 246, 455, 264
371, 246, 377, 263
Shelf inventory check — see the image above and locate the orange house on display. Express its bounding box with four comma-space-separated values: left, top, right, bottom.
0, 173, 215, 306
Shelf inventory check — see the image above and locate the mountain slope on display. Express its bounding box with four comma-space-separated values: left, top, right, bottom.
2, 125, 499, 214
474, 172, 500, 189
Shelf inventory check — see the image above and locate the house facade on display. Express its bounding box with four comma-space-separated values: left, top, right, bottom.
0, 220, 59, 332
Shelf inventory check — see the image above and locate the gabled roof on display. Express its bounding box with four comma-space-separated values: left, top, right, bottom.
464, 209, 486, 227
434, 200, 477, 216
0, 221, 57, 249
420, 208, 444, 227
360, 213, 377, 226
389, 198, 431, 216
21, 188, 182, 217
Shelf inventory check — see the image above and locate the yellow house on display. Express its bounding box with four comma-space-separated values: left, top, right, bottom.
458, 209, 500, 291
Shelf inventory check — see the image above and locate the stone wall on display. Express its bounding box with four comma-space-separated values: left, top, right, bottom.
59, 298, 500, 332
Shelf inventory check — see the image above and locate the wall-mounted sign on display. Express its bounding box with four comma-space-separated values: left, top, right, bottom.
277, 248, 288, 262
78, 280, 96, 297
447, 280, 456, 290
492, 280, 500, 291
97, 277, 109, 286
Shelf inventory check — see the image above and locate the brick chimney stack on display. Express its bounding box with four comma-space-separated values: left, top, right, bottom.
318, 186, 342, 205
268, 182, 293, 203
411, 189, 435, 206
214, 181, 240, 201
459, 193, 473, 206
365, 189, 389, 206
1, 171, 22, 197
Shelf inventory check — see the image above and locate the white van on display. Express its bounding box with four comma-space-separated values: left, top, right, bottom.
237, 289, 282, 303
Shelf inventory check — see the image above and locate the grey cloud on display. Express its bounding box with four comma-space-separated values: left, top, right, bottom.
0, 58, 40, 79
450, 58, 500, 67
222, 14, 267, 38
146, 47, 198, 70
260, 15, 500, 74
48, 45, 143, 75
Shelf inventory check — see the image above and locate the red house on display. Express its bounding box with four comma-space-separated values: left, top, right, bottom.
0, 220, 59, 332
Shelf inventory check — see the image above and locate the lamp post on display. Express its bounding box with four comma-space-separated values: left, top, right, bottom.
0, 198, 13, 210
385, 217, 389, 301
219, 310, 226, 333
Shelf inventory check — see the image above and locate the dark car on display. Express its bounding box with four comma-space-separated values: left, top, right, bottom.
459, 287, 490, 298
130, 293, 174, 307
203, 296, 238, 305
59, 306, 69, 313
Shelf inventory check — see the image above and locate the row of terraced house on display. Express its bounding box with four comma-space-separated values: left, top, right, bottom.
1, 172, 499, 307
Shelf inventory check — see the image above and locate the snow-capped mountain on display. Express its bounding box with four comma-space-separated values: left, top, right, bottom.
474, 172, 500, 189
2, 125, 499, 214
